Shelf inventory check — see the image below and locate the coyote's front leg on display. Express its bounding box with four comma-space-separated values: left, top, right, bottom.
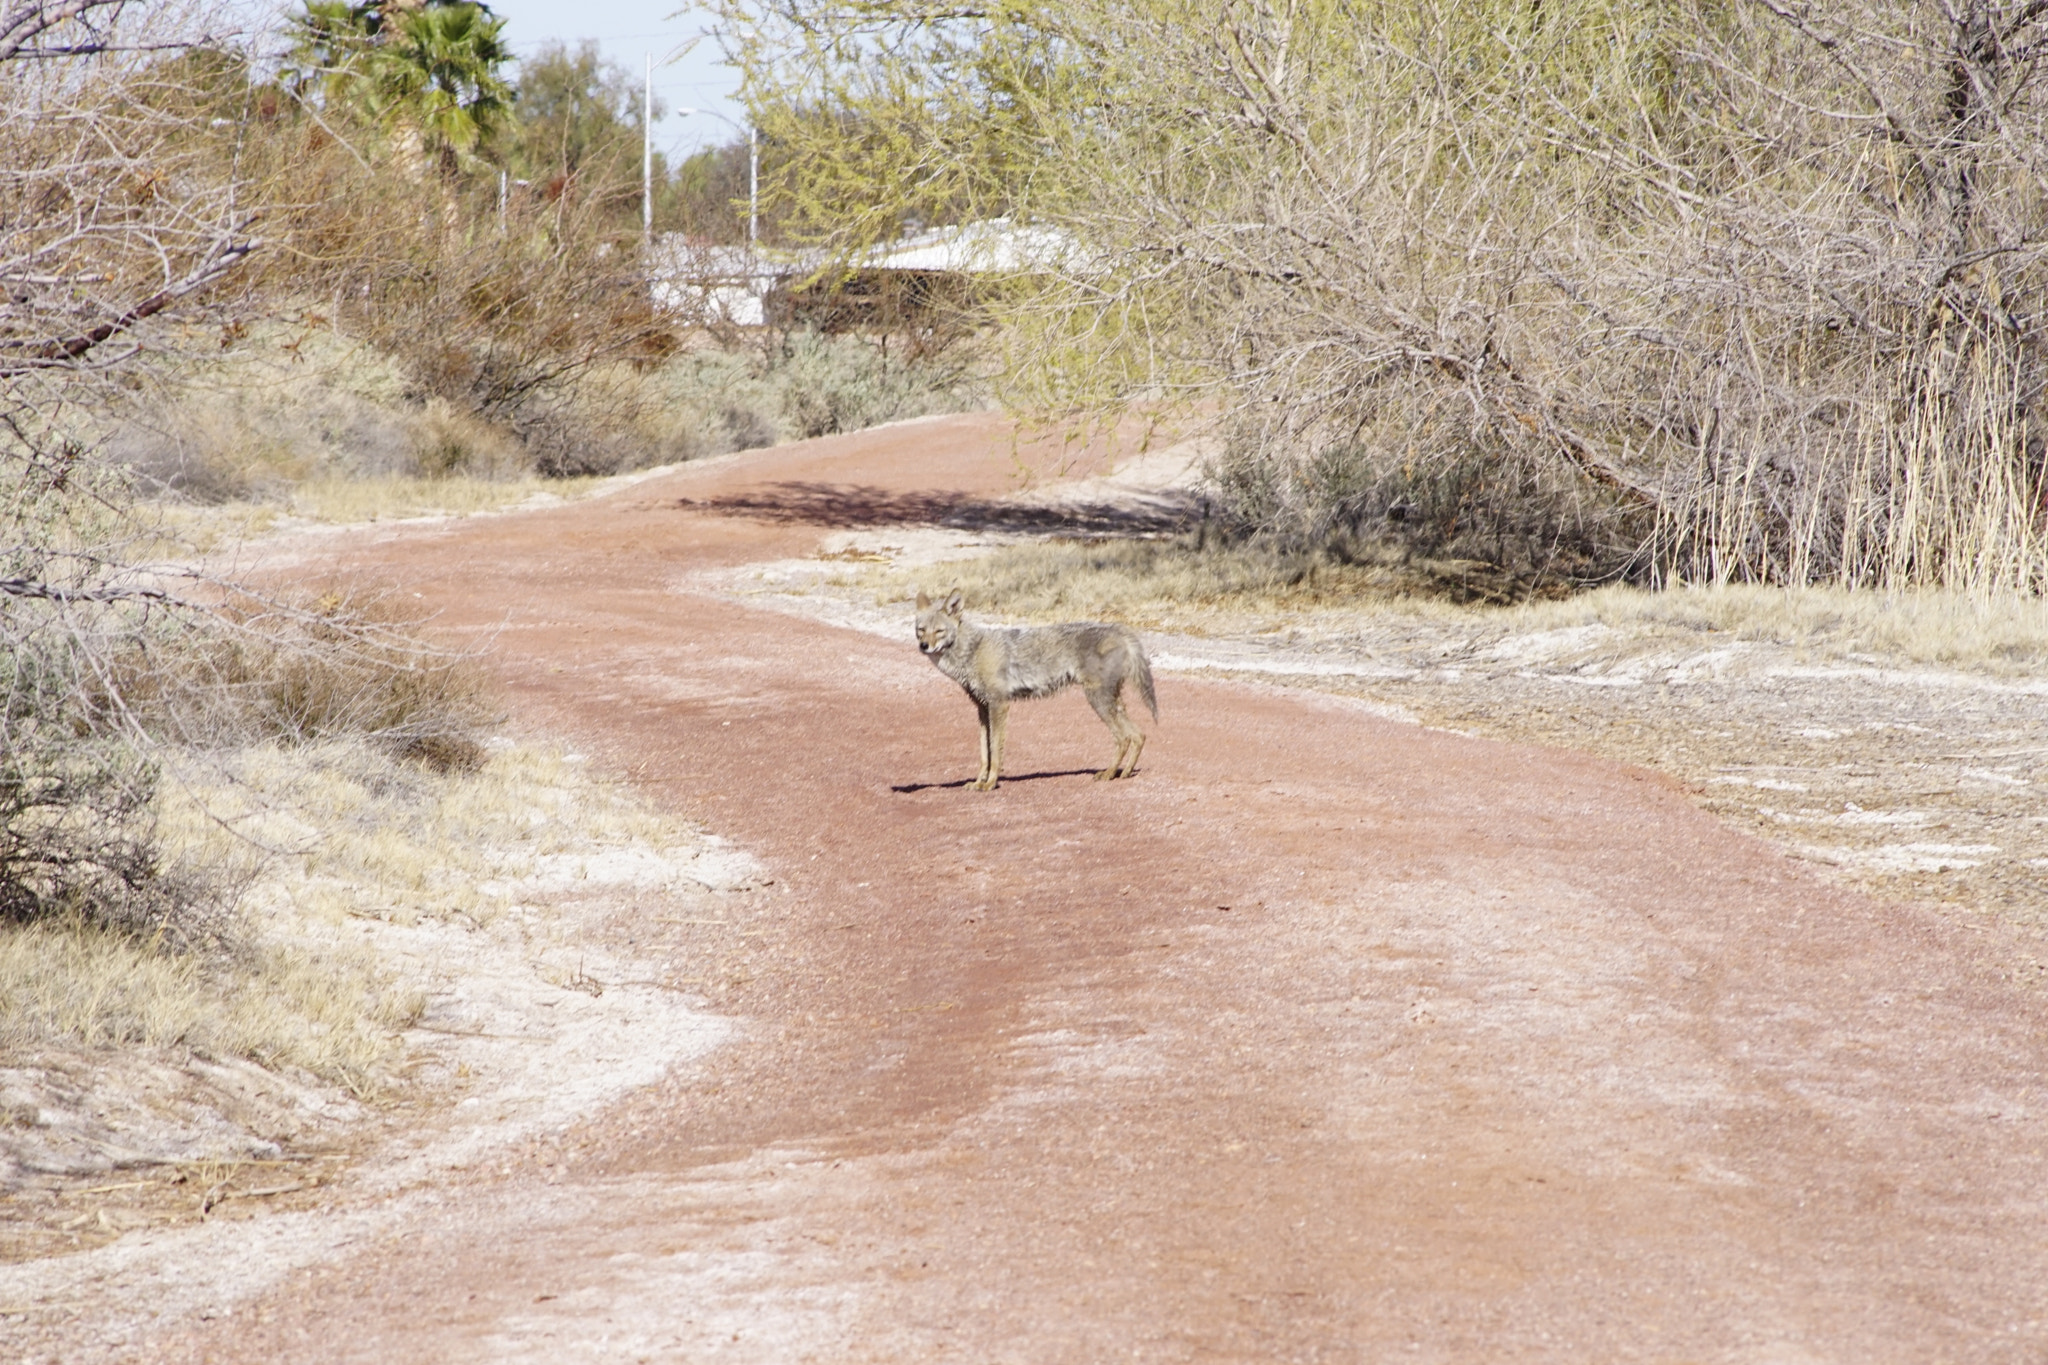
972, 699, 994, 789
987, 699, 1010, 788
970, 698, 1008, 791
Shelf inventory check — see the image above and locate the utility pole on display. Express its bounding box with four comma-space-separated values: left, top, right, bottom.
642, 54, 653, 247
748, 123, 759, 254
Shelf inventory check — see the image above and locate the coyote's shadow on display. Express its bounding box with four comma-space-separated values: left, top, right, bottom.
681, 482, 1199, 538
892, 767, 1103, 793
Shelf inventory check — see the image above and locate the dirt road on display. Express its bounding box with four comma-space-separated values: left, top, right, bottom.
119, 415, 2048, 1360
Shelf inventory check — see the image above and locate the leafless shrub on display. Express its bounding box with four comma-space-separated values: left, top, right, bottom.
3, 538, 491, 929
1072, 0, 2048, 593
1206, 410, 1647, 594
0, 4, 257, 393
110, 584, 493, 768
238, 85, 686, 471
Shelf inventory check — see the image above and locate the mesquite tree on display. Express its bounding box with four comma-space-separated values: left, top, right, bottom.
725, 0, 2048, 592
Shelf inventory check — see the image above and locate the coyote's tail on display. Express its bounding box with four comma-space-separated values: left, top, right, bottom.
1133, 645, 1159, 722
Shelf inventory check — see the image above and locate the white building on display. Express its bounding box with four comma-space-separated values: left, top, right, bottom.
645, 219, 1078, 329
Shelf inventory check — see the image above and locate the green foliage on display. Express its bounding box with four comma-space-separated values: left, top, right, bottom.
288, 0, 514, 164
724, 0, 2048, 594
666, 139, 753, 243
719, 0, 1081, 252
509, 39, 648, 181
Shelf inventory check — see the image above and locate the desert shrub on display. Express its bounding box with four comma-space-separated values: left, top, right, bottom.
1, 579, 489, 944
3, 427, 488, 943
771, 328, 963, 438
112, 585, 493, 770
1205, 414, 1649, 595
0, 628, 204, 940
735, 0, 2048, 596
405, 398, 529, 480
643, 330, 982, 459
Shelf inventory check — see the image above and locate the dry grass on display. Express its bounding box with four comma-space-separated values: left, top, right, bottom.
1496, 584, 2048, 674
149, 474, 614, 553
0, 917, 419, 1086
889, 536, 2048, 674
286, 474, 606, 524
191, 740, 681, 931
115, 321, 981, 545
887, 536, 1486, 628
0, 737, 692, 1091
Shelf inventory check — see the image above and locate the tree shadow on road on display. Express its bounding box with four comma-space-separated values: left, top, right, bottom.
679, 482, 1200, 538
892, 768, 1102, 793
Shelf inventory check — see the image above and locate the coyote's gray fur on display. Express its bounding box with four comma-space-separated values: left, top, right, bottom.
914, 587, 1157, 790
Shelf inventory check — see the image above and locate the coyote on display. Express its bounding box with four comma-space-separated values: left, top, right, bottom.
914, 587, 1157, 790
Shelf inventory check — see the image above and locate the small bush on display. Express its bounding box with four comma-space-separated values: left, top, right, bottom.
0, 591, 225, 944
771, 329, 959, 439
407, 398, 528, 480
0, 705, 201, 941
116, 585, 492, 765
1204, 412, 1649, 600
647, 329, 984, 459
3, 573, 490, 954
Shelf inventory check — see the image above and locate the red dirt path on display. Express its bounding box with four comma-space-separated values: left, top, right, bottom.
146, 414, 2048, 1361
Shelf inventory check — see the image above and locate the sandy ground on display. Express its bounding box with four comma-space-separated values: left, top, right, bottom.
730, 553, 2048, 933
8, 412, 2048, 1362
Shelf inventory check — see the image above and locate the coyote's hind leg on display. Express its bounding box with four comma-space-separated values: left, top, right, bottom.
1086, 681, 1146, 781
1114, 724, 1146, 779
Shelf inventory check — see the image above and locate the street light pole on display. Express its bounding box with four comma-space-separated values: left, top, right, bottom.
642, 54, 653, 247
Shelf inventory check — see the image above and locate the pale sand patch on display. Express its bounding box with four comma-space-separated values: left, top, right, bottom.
0, 744, 748, 1346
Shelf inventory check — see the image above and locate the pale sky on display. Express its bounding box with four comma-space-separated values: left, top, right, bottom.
485, 1, 746, 156
232, 1, 747, 156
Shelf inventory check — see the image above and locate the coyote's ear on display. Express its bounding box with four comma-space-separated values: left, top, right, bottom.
915, 589, 930, 609
943, 586, 964, 615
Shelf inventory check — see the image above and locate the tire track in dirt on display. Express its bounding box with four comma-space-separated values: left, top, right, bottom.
81, 413, 2048, 1362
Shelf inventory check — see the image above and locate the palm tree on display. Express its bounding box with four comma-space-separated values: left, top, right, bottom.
288, 1, 513, 175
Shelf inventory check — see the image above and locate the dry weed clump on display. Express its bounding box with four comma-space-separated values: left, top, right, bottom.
1202, 433, 1644, 597
0, 916, 419, 1085
893, 533, 1553, 630
112, 584, 493, 771
0, 736, 699, 1090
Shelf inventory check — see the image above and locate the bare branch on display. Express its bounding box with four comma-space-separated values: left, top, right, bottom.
0, 0, 124, 62
0, 225, 259, 376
